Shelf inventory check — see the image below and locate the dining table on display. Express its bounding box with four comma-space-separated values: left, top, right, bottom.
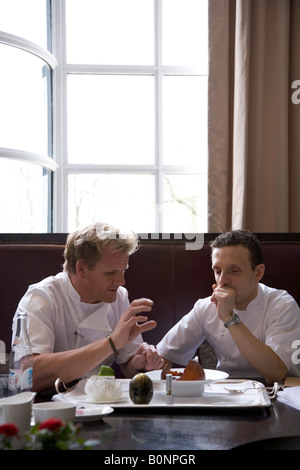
42, 374, 300, 454
77, 400, 300, 452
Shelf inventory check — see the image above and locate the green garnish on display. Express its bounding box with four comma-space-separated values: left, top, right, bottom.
98, 365, 115, 376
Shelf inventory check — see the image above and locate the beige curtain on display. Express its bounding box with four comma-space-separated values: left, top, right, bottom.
208, 0, 300, 232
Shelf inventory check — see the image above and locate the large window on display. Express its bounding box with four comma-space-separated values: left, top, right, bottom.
0, 0, 208, 233
0, 0, 56, 232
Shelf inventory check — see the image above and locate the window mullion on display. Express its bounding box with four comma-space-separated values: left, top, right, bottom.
65, 164, 159, 173
155, 0, 163, 232
52, 0, 68, 232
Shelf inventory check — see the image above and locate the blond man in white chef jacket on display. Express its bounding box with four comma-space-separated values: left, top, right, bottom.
13, 222, 163, 393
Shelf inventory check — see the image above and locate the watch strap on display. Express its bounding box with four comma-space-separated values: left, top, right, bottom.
224, 313, 240, 328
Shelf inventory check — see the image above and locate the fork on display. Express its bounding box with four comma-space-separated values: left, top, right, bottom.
224, 382, 282, 399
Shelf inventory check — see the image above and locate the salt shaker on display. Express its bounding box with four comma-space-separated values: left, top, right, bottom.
166, 373, 174, 405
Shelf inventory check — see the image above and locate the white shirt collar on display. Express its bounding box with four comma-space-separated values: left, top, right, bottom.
61, 271, 112, 330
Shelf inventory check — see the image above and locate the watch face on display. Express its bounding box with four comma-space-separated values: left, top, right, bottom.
232, 313, 240, 323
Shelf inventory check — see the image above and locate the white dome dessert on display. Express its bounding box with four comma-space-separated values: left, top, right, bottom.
85, 375, 122, 401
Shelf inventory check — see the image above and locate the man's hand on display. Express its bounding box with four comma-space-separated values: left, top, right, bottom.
111, 298, 157, 351
211, 284, 236, 322
129, 342, 164, 372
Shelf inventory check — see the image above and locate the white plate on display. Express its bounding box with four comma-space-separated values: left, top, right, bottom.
75, 405, 114, 421
84, 397, 125, 404
146, 369, 229, 397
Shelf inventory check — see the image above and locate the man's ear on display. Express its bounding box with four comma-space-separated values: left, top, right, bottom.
255, 263, 265, 282
76, 259, 87, 278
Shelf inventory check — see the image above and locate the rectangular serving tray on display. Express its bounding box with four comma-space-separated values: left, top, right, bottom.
53, 378, 271, 409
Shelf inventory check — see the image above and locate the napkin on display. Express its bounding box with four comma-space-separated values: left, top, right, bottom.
52, 379, 88, 404
277, 386, 300, 411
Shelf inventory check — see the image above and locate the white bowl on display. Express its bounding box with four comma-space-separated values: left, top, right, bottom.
146, 368, 228, 397
33, 401, 76, 423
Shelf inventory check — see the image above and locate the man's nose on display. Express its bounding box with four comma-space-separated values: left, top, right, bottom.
218, 272, 229, 285
114, 271, 125, 286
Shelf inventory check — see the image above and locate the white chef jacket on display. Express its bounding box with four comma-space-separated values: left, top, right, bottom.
14, 272, 143, 376
157, 283, 300, 378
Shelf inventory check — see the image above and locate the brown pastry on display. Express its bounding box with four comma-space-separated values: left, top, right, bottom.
178, 360, 205, 381
161, 360, 205, 380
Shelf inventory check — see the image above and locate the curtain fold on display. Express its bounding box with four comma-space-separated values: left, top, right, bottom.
208, 0, 300, 232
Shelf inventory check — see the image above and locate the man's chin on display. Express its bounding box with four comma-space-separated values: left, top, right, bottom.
105, 290, 118, 302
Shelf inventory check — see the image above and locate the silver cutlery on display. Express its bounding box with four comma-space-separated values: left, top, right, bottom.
224, 381, 282, 399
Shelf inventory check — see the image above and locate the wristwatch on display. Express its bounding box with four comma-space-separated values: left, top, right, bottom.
224, 312, 241, 328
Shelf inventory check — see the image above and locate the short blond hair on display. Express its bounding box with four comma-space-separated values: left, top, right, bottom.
63, 221, 139, 274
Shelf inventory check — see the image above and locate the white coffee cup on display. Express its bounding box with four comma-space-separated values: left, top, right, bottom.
33, 402, 76, 423
0, 392, 36, 449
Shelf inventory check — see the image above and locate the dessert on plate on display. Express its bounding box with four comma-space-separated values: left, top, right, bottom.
84, 365, 122, 401
161, 359, 206, 381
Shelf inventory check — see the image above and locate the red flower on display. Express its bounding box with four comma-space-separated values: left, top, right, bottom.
0, 423, 19, 437
38, 418, 64, 432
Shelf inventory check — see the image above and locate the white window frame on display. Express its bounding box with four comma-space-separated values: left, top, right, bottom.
0, 31, 58, 173
51, 0, 207, 232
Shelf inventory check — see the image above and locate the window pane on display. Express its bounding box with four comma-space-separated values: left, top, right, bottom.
0, 159, 50, 232
66, 0, 154, 65
68, 174, 155, 232
67, 75, 155, 164
162, 0, 208, 71
162, 76, 207, 167
0, 44, 50, 155
163, 174, 207, 233
0, 0, 48, 48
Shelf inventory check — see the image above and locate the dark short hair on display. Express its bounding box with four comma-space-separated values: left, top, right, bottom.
210, 230, 263, 269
